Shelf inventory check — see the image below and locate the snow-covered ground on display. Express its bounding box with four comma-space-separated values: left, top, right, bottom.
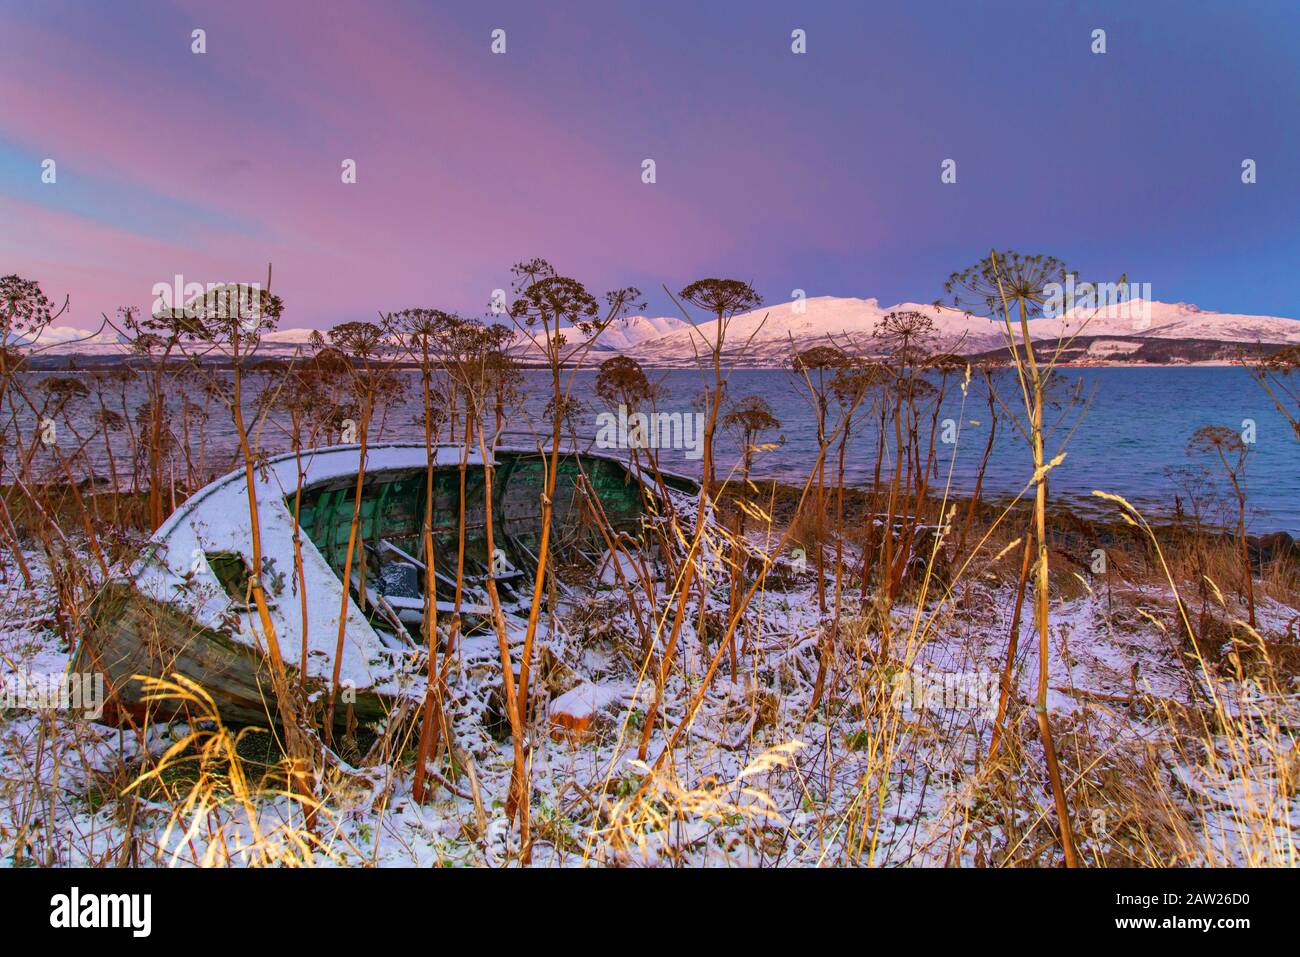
2, 521, 1295, 868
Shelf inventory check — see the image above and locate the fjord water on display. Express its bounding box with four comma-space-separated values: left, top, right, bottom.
534, 366, 1300, 535
14, 365, 1300, 534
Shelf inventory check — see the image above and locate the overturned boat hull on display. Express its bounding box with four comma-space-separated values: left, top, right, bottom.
74, 443, 695, 727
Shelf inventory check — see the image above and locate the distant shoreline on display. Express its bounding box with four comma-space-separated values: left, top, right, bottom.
717, 478, 1300, 559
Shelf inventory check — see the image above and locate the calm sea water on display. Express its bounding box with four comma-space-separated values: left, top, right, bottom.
539, 367, 1300, 534
10, 366, 1300, 534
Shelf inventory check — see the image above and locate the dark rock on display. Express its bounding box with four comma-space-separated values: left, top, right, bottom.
1251, 531, 1297, 566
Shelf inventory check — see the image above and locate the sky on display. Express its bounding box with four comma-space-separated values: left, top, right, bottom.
2, 0, 1299, 330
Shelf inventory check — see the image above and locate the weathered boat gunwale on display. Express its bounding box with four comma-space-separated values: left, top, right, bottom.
146, 441, 697, 541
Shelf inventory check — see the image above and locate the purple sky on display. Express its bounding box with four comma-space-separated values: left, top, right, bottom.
3, 0, 1299, 329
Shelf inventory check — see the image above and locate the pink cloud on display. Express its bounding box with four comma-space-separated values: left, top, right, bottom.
2, 2, 774, 329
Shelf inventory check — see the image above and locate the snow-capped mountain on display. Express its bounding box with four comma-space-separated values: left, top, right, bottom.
628, 297, 1011, 366
20, 324, 321, 357
11, 325, 130, 354
625, 296, 1300, 367
511, 314, 691, 356
590, 314, 691, 351
259, 328, 321, 346
18, 297, 1300, 367
1041, 298, 1300, 344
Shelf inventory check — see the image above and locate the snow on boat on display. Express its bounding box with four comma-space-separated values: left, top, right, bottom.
73, 443, 697, 727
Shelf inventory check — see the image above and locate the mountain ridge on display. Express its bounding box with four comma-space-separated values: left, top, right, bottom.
17, 296, 1300, 367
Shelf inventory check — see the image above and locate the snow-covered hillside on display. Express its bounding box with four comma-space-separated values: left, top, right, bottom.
13, 326, 130, 355
629, 297, 1010, 365
24, 325, 321, 358
1043, 298, 1300, 344
591, 314, 692, 351
21, 297, 1300, 366
629, 296, 1300, 366
511, 314, 692, 357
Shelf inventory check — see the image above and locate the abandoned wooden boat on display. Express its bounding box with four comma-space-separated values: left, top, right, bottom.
73, 443, 697, 727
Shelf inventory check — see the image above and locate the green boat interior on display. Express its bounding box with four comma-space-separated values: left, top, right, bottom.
291, 450, 692, 637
